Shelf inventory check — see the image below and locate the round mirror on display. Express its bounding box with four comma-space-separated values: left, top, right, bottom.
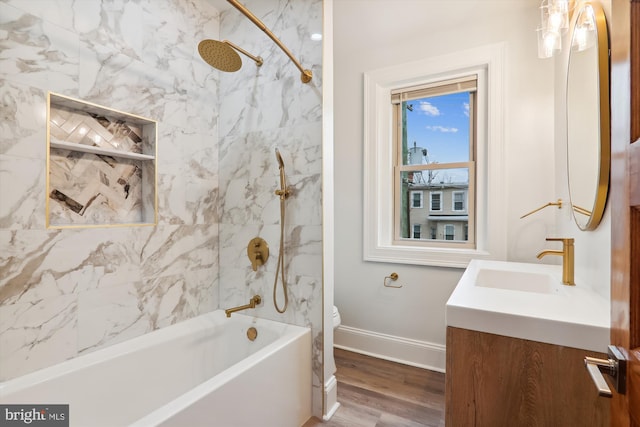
566, 2, 610, 231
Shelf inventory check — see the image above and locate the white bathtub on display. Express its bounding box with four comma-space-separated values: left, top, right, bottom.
0, 310, 312, 427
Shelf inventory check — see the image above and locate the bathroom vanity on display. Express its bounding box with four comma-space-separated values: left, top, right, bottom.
445, 260, 610, 426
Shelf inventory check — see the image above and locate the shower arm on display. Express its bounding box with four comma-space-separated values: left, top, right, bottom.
223, 40, 263, 66
226, 0, 313, 83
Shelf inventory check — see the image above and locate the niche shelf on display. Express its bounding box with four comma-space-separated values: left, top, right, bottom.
49, 140, 156, 161
46, 92, 158, 228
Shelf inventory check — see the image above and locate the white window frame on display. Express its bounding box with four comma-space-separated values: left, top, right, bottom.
412, 223, 421, 239
363, 43, 507, 268
452, 191, 466, 212
429, 191, 443, 212
410, 191, 423, 209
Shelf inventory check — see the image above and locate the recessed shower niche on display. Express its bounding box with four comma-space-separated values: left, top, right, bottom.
46, 93, 157, 228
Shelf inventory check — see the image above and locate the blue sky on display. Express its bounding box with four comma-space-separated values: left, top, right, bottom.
404, 91, 471, 183
404, 91, 470, 164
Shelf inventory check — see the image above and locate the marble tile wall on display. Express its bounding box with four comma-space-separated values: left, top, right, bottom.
1, 0, 325, 416
0, 0, 220, 380
48, 104, 153, 226
217, 0, 324, 417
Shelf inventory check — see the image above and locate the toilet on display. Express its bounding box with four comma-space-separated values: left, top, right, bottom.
332, 305, 341, 330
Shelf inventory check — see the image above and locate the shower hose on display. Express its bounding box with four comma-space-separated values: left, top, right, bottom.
274, 178, 289, 313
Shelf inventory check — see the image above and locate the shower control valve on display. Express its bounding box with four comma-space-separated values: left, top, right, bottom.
247, 237, 269, 271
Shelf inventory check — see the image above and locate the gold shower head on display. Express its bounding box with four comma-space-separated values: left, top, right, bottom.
198, 39, 263, 72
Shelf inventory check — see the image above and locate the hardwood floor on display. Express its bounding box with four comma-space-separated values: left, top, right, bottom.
303, 348, 445, 427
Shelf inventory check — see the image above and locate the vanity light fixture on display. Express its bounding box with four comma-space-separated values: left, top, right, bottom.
536, 0, 572, 58
571, 4, 597, 51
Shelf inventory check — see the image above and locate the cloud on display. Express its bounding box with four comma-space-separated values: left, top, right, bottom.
426, 125, 459, 133
463, 102, 470, 117
418, 101, 440, 116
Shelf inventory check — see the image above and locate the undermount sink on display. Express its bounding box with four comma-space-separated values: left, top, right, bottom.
474, 267, 558, 294
446, 259, 610, 352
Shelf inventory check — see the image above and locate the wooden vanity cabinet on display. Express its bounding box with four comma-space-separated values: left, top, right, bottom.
445, 327, 610, 427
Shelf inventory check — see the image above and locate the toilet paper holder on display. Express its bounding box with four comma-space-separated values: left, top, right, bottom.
384, 272, 402, 288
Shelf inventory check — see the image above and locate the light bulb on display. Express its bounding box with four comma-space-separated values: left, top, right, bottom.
537, 27, 556, 58
548, 10, 563, 32
544, 32, 559, 55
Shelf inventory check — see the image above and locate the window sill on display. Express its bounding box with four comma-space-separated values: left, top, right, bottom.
363, 243, 494, 269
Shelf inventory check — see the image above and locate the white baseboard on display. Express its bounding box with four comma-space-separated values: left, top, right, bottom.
323, 375, 340, 421
334, 325, 446, 373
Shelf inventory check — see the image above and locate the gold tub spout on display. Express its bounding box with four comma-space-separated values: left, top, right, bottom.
537, 238, 575, 285
225, 295, 262, 318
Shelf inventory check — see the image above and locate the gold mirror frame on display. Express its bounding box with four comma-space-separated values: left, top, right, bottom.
566, 1, 610, 231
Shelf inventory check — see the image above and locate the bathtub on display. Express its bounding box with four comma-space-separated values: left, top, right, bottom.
0, 310, 312, 427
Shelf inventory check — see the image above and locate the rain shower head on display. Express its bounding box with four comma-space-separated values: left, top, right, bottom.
198, 39, 263, 72
198, 39, 241, 72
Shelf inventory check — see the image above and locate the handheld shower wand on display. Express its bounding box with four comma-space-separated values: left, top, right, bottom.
275, 148, 285, 169
275, 149, 290, 200
273, 148, 290, 313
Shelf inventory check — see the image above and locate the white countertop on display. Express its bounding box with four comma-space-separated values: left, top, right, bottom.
445, 259, 610, 352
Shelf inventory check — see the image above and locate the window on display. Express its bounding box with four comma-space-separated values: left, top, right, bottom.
363, 44, 507, 267
411, 191, 423, 208
444, 224, 455, 240
453, 191, 465, 211
412, 224, 421, 239
429, 192, 442, 211
394, 76, 475, 246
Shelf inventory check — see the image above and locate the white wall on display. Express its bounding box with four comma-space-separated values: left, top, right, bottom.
333, 0, 558, 371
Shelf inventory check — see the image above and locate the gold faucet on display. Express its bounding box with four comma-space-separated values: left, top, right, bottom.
536, 238, 575, 285
225, 295, 262, 318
